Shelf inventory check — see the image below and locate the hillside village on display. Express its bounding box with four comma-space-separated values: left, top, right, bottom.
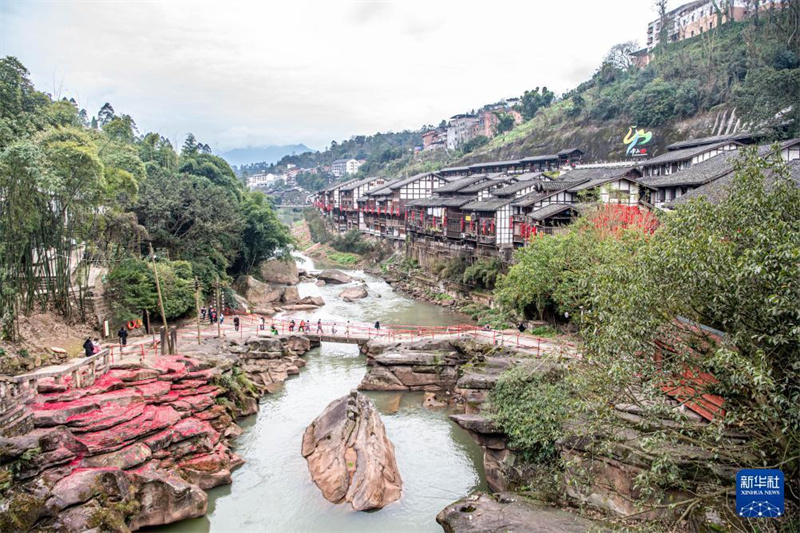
312, 134, 800, 265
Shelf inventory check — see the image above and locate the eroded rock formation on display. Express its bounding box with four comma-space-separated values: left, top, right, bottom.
301, 390, 401, 511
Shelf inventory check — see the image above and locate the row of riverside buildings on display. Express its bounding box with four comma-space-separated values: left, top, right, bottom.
312, 135, 800, 266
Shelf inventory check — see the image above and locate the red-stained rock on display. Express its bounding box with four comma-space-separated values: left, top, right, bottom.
135, 379, 172, 402
171, 379, 206, 390
107, 368, 162, 382
177, 394, 215, 414
66, 402, 146, 434
127, 462, 207, 530
76, 405, 182, 454
175, 385, 219, 398
194, 404, 226, 421
32, 401, 99, 427
144, 417, 219, 453
82, 442, 152, 470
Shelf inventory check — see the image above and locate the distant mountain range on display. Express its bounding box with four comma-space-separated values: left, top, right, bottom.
220, 144, 313, 167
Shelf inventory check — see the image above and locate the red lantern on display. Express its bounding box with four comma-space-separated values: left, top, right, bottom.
460, 217, 465, 231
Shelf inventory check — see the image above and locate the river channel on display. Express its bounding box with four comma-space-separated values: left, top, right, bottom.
155, 254, 487, 532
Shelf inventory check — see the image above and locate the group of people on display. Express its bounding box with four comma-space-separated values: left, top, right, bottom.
285, 319, 379, 335
201, 306, 223, 325
288, 318, 325, 334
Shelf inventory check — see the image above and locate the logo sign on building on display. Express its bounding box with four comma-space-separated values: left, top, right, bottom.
623, 126, 653, 157
736, 469, 784, 518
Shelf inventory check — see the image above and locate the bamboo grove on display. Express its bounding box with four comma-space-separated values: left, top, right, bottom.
0, 57, 291, 340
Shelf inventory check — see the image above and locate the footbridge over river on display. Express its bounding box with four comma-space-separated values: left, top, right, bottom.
108, 314, 578, 360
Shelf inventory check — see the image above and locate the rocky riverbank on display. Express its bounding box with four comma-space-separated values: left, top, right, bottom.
0, 334, 315, 532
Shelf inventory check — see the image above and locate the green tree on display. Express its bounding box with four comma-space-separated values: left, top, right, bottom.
0, 57, 50, 148
232, 191, 292, 275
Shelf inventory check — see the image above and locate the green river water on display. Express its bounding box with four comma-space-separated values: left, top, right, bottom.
153, 254, 487, 532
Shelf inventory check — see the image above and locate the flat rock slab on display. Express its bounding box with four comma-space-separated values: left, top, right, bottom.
302, 390, 402, 511
437, 492, 604, 533
449, 413, 501, 434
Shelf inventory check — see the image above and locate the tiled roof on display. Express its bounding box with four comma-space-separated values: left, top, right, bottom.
640, 141, 740, 167
666, 132, 754, 151
567, 175, 639, 192
386, 172, 433, 190
459, 175, 513, 194
340, 176, 383, 192
433, 175, 488, 193
557, 147, 583, 156
319, 177, 359, 193
529, 203, 576, 221
406, 197, 472, 208
519, 154, 559, 163
492, 174, 545, 197
468, 159, 524, 169
556, 167, 636, 182
461, 198, 513, 212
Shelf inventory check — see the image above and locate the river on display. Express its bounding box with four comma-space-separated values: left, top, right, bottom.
155, 254, 487, 532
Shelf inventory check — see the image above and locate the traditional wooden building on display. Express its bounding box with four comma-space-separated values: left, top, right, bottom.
640, 141, 741, 178
642, 139, 800, 208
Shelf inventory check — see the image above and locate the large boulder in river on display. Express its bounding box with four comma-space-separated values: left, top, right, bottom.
339, 286, 368, 302
301, 390, 402, 511
257, 258, 299, 285
282, 286, 300, 304
234, 276, 284, 305
317, 269, 353, 285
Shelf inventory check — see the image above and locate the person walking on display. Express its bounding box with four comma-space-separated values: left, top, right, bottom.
374, 321, 380, 331
289, 319, 295, 332
233, 316, 240, 332
83, 337, 94, 357
92, 338, 102, 354
299, 320, 306, 333
201, 306, 207, 320
118, 326, 128, 347
219, 313, 225, 325
260, 317, 266, 330
316, 319, 323, 334
270, 324, 279, 335
331, 322, 337, 334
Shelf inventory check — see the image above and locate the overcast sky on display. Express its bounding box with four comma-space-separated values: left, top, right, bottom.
1, 1, 657, 152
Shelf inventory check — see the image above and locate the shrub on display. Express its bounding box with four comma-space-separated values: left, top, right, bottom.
462, 258, 503, 290
106, 258, 195, 323
488, 364, 571, 462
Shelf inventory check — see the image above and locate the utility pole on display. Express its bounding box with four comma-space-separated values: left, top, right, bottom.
215, 276, 222, 338
149, 243, 172, 355
194, 277, 202, 344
